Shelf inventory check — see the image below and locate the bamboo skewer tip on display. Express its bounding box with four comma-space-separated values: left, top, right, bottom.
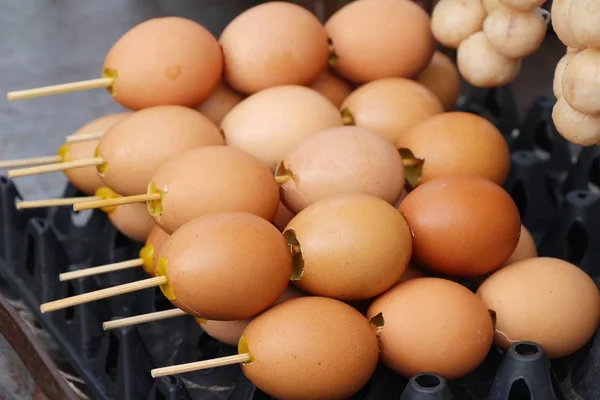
40, 275, 167, 314
102, 308, 187, 331
7, 77, 115, 101
16, 196, 101, 210
150, 353, 253, 378
0, 155, 62, 169
73, 193, 161, 212
8, 157, 104, 178
65, 131, 104, 143
58, 257, 145, 282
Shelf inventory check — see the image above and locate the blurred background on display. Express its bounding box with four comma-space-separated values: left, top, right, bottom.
0, 0, 563, 200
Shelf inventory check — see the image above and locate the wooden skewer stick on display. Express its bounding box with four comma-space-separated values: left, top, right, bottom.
65, 132, 104, 144
73, 193, 161, 212
0, 155, 62, 169
8, 157, 105, 178
151, 354, 252, 378
7, 77, 115, 101
59, 258, 145, 282
103, 308, 187, 330
16, 196, 101, 210
40, 276, 167, 313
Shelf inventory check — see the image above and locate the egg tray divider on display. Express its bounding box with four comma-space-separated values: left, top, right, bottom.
0, 89, 599, 400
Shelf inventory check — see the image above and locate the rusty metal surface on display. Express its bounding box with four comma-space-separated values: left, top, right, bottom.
0, 333, 48, 400
0, 292, 79, 400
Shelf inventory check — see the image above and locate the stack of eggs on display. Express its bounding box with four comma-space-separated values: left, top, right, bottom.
5, 1, 600, 399
551, 0, 600, 146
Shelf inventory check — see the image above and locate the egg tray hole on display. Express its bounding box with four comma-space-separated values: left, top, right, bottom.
0, 92, 599, 399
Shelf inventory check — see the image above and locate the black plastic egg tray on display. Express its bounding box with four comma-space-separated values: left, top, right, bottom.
0, 87, 599, 400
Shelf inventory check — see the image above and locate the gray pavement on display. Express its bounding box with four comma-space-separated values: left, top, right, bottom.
0, 0, 261, 200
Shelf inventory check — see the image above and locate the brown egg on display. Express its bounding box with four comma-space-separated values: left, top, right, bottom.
457, 32, 521, 88
139, 225, 170, 276
63, 112, 131, 195
240, 296, 378, 399
103, 17, 222, 110
505, 225, 537, 265
552, 96, 600, 146
221, 85, 342, 170
220, 2, 328, 94
325, 0, 435, 83
483, 7, 548, 58
399, 263, 425, 283
398, 176, 521, 277
272, 201, 295, 232
431, 0, 486, 49
415, 51, 461, 111
477, 257, 600, 358
308, 69, 354, 108
148, 146, 280, 234
284, 193, 412, 300
341, 78, 443, 143
97, 105, 223, 196
157, 212, 291, 320
367, 278, 494, 380
200, 285, 304, 346
278, 126, 405, 214
107, 202, 155, 242
395, 112, 511, 186
195, 81, 245, 126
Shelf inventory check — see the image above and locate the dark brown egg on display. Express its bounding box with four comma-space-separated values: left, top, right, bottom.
157, 212, 292, 320
398, 176, 521, 277
220, 2, 328, 94
240, 296, 379, 399
325, 0, 435, 83
395, 112, 511, 186
367, 278, 494, 380
103, 17, 223, 110
284, 193, 412, 300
